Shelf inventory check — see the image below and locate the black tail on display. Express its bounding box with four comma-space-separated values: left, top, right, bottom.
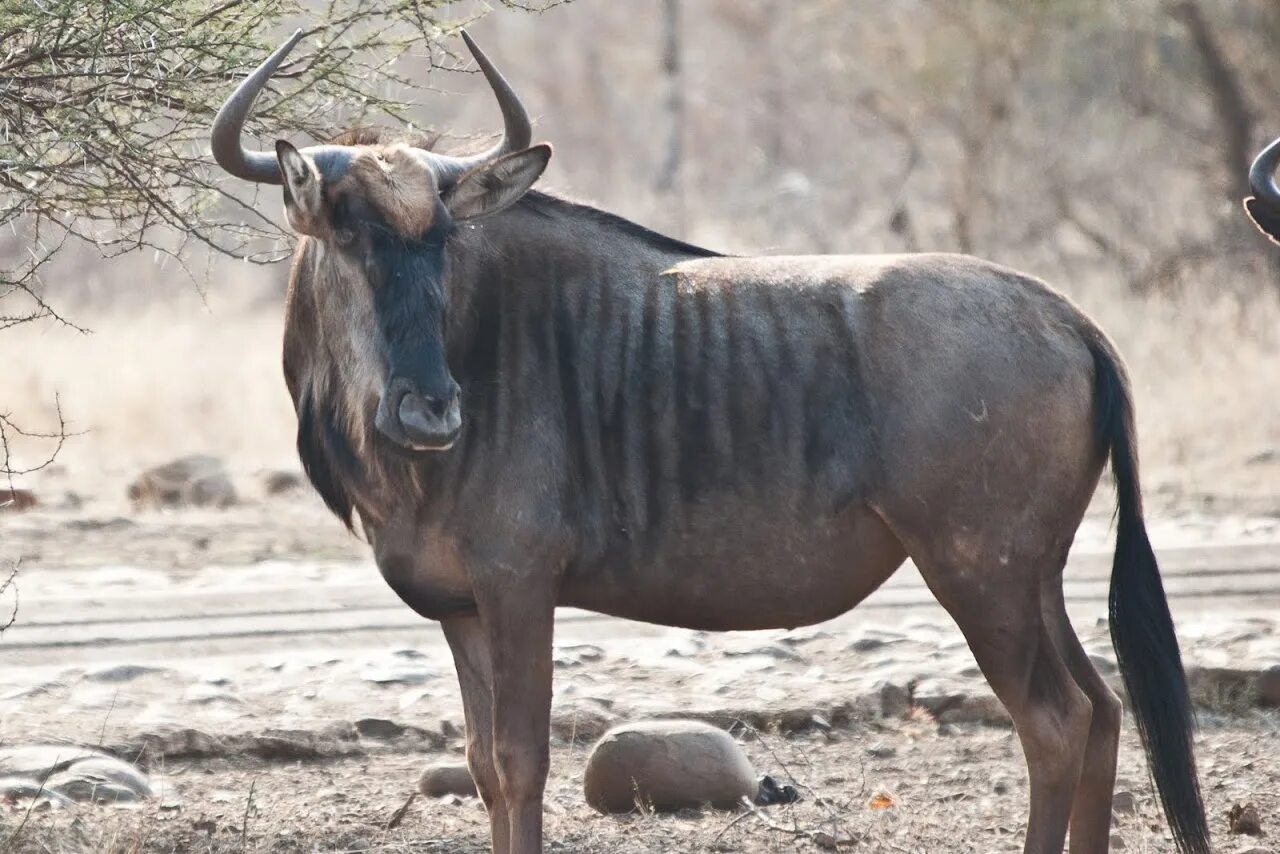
1090, 339, 1209, 854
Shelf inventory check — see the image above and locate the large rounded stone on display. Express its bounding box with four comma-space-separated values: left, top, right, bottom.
583, 720, 756, 813
417, 762, 478, 798
0, 746, 152, 803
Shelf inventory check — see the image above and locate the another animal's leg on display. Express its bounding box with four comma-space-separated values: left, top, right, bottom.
915, 551, 1092, 854
476, 577, 555, 854
1043, 586, 1123, 854
441, 616, 508, 854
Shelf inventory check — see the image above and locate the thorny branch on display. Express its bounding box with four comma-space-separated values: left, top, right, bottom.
0, 0, 564, 464
0, 561, 18, 635
0, 397, 71, 490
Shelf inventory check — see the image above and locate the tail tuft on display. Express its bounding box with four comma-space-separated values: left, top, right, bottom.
1091, 340, 1209, 854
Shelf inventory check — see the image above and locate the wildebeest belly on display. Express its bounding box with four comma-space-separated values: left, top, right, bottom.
560, 500, 907, 631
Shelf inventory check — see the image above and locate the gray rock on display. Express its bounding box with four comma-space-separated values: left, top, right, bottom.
360, 657, 435, 686
417, 762, 478, 798
584, 720, 756, 813
127, 455, 236, 509
877, 681, 911, 718
85, 663, 168, 683
936, 694, 1011, 726
1112, 790, 1138, 815
261, 470, 305, 496
551, 701, 618, 745
0, 776, 73, 806
0, 745, 100, 778
0, 488, 37, 512
0, 748, 152, 804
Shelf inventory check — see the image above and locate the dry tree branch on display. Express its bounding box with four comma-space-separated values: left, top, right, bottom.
0, 560, 17, 635
0, 0, 565, 463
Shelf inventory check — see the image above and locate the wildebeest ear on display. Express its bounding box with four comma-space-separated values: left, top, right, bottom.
443, 144, 552, 222
276, 140, 326, 236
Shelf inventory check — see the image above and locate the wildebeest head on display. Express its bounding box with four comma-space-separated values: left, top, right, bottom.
211, 31, 551, 452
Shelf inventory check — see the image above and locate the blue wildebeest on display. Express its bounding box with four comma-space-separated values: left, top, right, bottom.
211, 30, 1208, 854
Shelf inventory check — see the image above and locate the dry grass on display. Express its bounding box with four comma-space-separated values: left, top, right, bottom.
1, 260, 1276, 505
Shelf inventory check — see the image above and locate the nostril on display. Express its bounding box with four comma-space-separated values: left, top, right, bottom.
425, 396, 449, 420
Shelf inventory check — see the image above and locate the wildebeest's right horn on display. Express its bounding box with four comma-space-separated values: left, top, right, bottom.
425, 31, 534, 189
1245, 137, 1280, 244
211, 29, 306, 185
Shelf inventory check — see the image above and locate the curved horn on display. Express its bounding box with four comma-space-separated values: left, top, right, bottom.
1245, 137, 1280, 244
427, 31, 533, 187
211, 29, 306, 185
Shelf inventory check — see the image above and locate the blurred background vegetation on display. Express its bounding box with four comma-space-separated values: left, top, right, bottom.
1, 0, 1277, 506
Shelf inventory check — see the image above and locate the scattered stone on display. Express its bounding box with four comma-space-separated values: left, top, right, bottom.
1187, 667, 1261, 710
120, 727, 227, 763
0, 747, 152, 804
182, 683, 240, 705
359, 658, 435, 686
936, 694, 1011, 727
583, 720, 756, 813
262, 470, 305, 496
0, 745, 100, 778
0, 776, 73, 806
753, 775, 800, 806
551, 701, 618, 745
417, 762, 478, 799
553, 643, 605, 668
1109, 832, 1125, 850
319, 721, 360, 743
1246, 448, 1278, 466
1112, 790, 1138, 815
1228, 802, 1264, 836
85, 663, 169, 683
0, 488, 37, 512
722, 641, 803, 662
877, 681, 911, 718
355, 718, 408, 740
65, 516, 134, 532
244, 729, 349, 761
127, 455, 236, 510
865, 743, 896, 759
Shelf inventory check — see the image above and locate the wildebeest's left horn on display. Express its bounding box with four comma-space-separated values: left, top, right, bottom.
426, 31, 534, 189
211, 29, 306, 185
1245, 137, 1280, 244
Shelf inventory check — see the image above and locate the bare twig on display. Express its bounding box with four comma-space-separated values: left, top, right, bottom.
0, 560, 18, 635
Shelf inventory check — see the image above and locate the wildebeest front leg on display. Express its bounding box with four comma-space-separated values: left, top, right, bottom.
441, 616, 509, 853
476, 575, 556, 854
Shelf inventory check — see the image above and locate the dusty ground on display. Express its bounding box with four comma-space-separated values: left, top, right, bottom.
3, 719, 1278, 853
2, 478, 1279, 853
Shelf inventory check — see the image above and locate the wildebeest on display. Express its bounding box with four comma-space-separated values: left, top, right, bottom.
211, 30, 1209, 854
1245, 136, 1280, 243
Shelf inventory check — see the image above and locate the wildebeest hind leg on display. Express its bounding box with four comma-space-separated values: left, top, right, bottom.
1043, 585, 1122, 854
913, 549, 1092, 854
441, 616, 509, 853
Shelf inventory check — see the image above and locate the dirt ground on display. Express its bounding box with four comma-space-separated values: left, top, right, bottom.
4, 719, 1279, 853
3, 475, 1280, 853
